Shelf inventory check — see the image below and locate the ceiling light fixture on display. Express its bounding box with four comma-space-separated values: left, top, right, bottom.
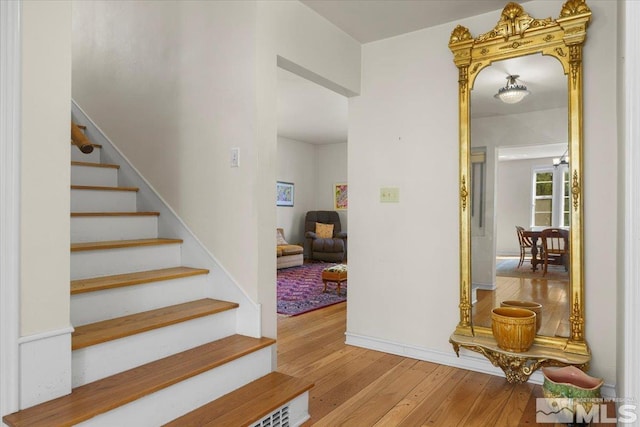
494, 75, 530, 104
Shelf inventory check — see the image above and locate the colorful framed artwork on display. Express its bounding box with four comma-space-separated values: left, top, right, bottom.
276, 181, 294, 207
334, 183, 348, 210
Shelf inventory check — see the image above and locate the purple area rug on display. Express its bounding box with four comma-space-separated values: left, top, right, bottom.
277, 263, 347, 316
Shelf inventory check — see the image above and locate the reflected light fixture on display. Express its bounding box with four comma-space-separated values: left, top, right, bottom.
553, 148, 569, 167
494, 75, 530, 104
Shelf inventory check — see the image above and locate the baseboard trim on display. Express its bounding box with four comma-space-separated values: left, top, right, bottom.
19, 326, 74, 409
344, 332, 616, 397
472, 282, 496, 291
17, 325, 74, 345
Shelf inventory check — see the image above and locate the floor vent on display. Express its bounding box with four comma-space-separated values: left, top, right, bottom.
253, 405, 289, 427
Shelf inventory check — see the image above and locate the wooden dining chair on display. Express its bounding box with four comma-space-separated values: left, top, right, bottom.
540, 228, 569, 276
515, 225, 534, 268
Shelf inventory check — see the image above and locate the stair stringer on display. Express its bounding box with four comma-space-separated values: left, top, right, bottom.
72, 101, 261, 339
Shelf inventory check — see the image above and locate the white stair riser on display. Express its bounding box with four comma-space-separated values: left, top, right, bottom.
74, 347, 273, 427
71, 216, 158, 243
71, 189, 137, 212
71, 275, 208, 326
71, 244, 181, 280
71, 146, 101, 163
71, 165, 118, 187
285, 393, 312, 427
72, 310, 237, 387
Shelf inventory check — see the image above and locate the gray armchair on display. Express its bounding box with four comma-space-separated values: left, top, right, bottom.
304, 211, 347, 262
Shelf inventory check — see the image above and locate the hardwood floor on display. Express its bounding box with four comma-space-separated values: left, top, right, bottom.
472, 275, 570, 338
277, 303, 613, 427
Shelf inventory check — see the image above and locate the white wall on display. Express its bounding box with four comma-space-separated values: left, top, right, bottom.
21, 0, 71, 336
496, 157, 558, 255
317, 143, 348, 232
581, 0, 619, 386
471, 108, 567, 283
276, 137, 317, 245
72, 0, 260, 299
472, 108, 567, 149
349, 19, 461, 351
19, 0, 73, 408
276, 138, 348, 245
73, 0, 360, 339
348, 0, 619, 385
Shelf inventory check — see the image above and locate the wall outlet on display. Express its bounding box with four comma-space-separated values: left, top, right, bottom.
380, 187, 400, 203
230, 147, 240, 168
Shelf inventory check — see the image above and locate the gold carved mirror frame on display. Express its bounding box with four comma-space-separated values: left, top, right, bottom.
448, 0, 591, 383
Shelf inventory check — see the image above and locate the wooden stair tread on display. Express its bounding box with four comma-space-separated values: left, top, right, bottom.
71, 211, 160, 217
72, 298, 238, 350
164, 372, 313, 427
71, 185, 138, 192
71, 267, 209, 294
71, 238, 182, 252
71, 161, 119, 169
2, 335, 275, 427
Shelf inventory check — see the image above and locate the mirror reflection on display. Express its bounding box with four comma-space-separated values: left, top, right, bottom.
469, 54, 571, 338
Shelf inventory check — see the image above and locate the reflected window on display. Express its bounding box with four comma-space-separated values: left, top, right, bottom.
563, 169, 570, 226
533, 169, 553, 226
532, 166, 570, 227
471, 150, 486, 234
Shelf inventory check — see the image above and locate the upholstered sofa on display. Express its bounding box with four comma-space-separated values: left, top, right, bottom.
276, 228, 303, 269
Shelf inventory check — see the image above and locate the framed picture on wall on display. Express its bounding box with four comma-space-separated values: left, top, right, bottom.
276, 181, 294, 207
334, 183, 348, 210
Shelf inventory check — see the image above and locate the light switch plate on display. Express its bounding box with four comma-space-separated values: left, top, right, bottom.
230, 147, 240, 168
380, 187, 400, 203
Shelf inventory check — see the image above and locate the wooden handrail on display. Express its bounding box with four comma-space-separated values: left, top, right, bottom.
71, 121, 94, 154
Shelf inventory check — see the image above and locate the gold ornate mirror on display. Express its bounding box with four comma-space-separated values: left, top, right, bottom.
448, 0, 591, 383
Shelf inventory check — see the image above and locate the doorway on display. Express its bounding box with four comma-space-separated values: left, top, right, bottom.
275, 65, 349, 338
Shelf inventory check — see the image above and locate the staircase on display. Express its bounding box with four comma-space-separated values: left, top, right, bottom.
3, 125, 312, 426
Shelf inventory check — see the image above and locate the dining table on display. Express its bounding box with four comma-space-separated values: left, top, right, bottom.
522, 228, 570, 272
522, 229, 543, 271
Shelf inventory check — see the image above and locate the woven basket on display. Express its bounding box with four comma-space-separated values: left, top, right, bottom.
491, 307, 536, 352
